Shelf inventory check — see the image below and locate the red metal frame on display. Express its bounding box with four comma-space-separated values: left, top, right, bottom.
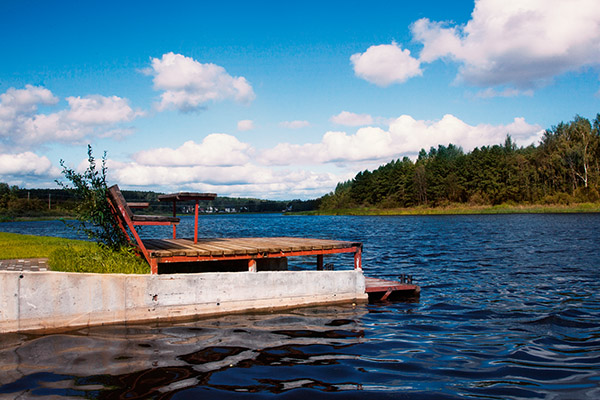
107, 193, 177, 274
108, 190, 363, 276
153, 246, 362, 265
158, 193, 216, 244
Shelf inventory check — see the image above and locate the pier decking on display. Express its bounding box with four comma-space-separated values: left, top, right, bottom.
143, 237, 363, 274
365, 277, 421, 301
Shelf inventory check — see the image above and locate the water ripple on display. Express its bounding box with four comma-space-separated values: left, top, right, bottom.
1, 213, 600, 399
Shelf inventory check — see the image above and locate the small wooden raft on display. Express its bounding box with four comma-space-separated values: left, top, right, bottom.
365, 277, 420, 302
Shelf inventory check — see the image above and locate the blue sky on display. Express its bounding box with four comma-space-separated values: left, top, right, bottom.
1, 0, 599, 199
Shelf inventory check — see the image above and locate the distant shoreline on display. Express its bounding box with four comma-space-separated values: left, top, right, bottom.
288, 203, 600, 216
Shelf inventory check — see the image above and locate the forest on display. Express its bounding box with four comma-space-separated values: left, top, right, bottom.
318, 115, 600, 210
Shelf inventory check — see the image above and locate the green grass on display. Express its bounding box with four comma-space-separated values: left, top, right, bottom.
291, 202, 600, 216
50, 245, 150, 274
0, 232, 95, 259
0, 232, 149, 274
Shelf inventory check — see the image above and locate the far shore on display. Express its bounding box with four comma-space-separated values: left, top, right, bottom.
288, 202, 600, 216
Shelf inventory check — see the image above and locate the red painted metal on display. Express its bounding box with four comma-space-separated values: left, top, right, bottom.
153, 245, 361, 264
194, 200, 199, 244
354, 247, 362, 270
172, 201, 177, 239
158, 192, 217, 244
248, 259, 257, 272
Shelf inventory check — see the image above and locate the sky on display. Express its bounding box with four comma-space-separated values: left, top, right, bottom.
1, 0, 599, 200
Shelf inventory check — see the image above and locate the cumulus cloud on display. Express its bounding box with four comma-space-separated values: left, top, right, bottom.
0, 85, 142, 147
0, 151, 58, 177
417, 0, 600, 88
350, 42, 422, 86
279, 120, 310, 129
354, 0, 600, 91
330, 111, 374, 126
146, 52, 255, 112
262, 114, 543, 165
109, 158, 342, 200
237, 119, 254, 131
133, 133, 252, 167
0, 85, 58, 121
65, 95, 143, 125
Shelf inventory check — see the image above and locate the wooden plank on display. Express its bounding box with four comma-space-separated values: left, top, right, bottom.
224, 238, 281, 253
190, 239, 247, 256
142, 237, 361, 260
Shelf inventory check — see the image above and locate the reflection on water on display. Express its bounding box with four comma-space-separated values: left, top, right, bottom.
1, 213, 600, 399
1, 305, 368, 398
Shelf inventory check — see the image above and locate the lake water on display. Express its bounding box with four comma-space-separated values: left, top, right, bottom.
1, 213, 600, 399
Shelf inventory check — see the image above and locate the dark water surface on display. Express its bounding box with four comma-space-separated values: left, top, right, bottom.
1, 214, 600, 399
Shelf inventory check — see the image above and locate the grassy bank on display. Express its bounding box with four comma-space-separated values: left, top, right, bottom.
0, 232, 94, 259
0, 232, 149, 274
292, 202, 600, 216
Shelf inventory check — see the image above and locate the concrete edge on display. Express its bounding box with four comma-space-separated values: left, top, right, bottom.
1, 270, 368, 334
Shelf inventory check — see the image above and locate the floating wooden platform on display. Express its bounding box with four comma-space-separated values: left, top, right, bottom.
142, 237, 363, 274
365, 277, 421, 302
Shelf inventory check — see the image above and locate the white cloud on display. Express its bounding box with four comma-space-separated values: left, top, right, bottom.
237, 119, 254, 131
279, 120, 310, 129
133, 133, 252, 167
330, 111, 374, 126
0, 85, 58, 121
350, 42, 422, 86
109, 159, 342, 200
475, 88, 534, 98
411, 0, 600, 88
65, 95, 143, 125
146, 52, 255, 112
0, 152, 58, 177
262, 114, 543, 165
0, 86, 142, 147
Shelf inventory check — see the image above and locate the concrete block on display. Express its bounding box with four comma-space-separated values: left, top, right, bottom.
0, 270, 367, 333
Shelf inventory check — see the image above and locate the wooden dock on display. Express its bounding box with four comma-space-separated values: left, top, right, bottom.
365, 277, 420, 302
142, 237, 363, 274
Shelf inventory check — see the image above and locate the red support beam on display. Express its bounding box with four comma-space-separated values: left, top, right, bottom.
172, 201, 177, 239
354, 247, 362, 270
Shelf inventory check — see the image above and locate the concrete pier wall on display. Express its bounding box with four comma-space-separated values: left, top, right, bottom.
0, 270, 367, 333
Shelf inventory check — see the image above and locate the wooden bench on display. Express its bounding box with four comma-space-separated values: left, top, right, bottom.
107, 184, 179, 269
107, 184, 363, 275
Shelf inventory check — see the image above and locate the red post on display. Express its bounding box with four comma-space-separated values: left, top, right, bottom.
248, 259, 257, 272
194, 200, 199, 243
354, 247, 362, 270
172, 201, 177, 239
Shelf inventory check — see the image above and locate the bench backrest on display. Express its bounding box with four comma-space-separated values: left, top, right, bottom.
107, 184, 134, 221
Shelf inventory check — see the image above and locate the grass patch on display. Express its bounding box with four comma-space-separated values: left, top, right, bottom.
0, 232, 95, 259
0, 232, 149, 274
50, 246, 149, 274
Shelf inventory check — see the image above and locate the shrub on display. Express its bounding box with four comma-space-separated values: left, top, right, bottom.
57, 145, 129, 251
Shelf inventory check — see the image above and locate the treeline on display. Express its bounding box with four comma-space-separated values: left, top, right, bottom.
0, 184, 316, 220
319, 115, 600, 210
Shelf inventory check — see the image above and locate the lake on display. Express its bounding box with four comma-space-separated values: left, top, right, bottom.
1, 213, 600, 399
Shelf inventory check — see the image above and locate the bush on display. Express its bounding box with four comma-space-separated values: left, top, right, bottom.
542, 193, 573, 205
57, 145, 129, 250
574, 187, 600, 203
